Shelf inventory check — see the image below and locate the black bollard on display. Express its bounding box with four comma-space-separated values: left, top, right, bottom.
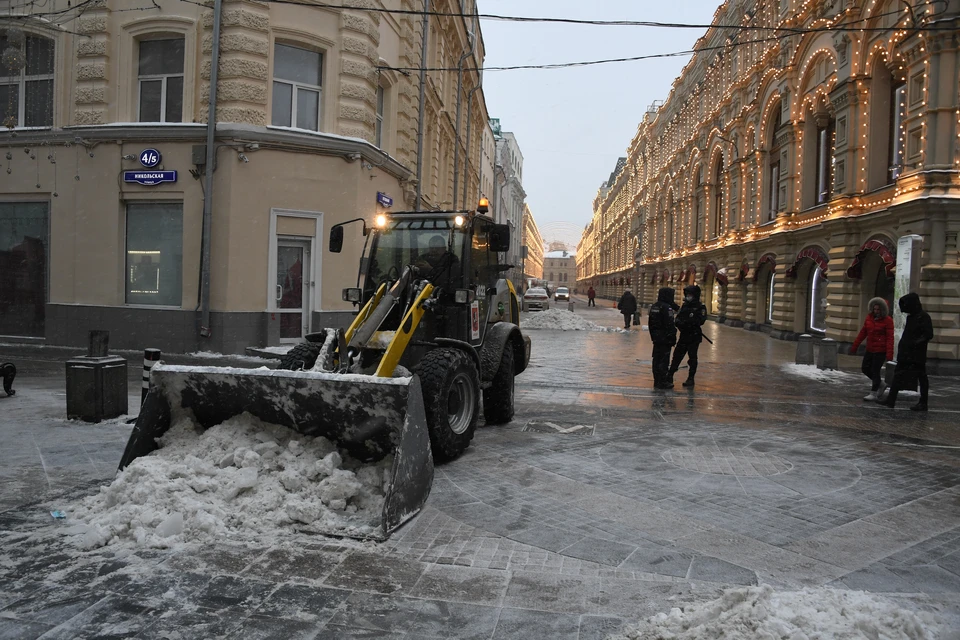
141, 348, 161, 405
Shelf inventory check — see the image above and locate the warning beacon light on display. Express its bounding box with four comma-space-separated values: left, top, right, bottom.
477, 197, 490, 214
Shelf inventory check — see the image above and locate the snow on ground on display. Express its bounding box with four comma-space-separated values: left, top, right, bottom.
186, 350, 265, 362
781, 363, 861, 383
522, 309, 619, 332
611, 584, 945, 640
65, 412, 393, 550
257, 345, 295, 355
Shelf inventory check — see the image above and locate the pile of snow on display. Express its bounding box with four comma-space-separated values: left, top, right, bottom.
522, 309, 614, 332
186, 350, 262, 362
781, 363, 860, 383
612, 584, 944, 640
65, 412, 392, 550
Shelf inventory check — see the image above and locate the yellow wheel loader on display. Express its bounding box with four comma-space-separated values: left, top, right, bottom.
118, 202, 531, 539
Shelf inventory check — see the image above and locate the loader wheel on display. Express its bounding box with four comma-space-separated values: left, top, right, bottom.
417, 348, 479, 463
483, 345, 514, 425
279, 341, 321, 371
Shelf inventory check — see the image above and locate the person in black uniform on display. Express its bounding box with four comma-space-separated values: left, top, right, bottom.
882, 292, 934, 411
648, 287, 678, 389
668, 284, 708, 387
617, 289, 638, 330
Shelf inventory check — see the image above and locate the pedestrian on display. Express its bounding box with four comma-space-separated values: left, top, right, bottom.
587, 286, 596, 307
668, 285, 707, 387
648, 287, 678, 389
849, 297, 894, 401
617, 289, 637, 330
881, 292, 934, 411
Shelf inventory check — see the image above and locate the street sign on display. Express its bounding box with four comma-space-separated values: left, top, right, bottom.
377, 192, 393, 208
123, 171, 177, 186
139, 148, 162, 168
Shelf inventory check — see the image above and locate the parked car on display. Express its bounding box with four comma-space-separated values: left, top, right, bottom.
554, 287, 570, 302
522, 287, 551, 312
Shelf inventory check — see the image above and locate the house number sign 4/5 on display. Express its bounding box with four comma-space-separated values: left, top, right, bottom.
139, 149, 162, 168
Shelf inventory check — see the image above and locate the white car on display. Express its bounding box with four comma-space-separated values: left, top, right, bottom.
554, 287, 570, 302
522, 287, 551, 312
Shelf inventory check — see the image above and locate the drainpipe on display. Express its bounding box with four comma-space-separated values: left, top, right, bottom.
414, 0, 430, 211
451, 15, 476, 209
198, 0, 223, 338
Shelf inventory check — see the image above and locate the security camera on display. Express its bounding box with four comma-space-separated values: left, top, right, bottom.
238, 153, 249, 163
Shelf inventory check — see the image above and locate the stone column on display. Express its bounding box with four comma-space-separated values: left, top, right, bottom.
201, 0, 270, 126
824, 226, 862, 343
829, 79, 860, 197
74, 2, 110, 125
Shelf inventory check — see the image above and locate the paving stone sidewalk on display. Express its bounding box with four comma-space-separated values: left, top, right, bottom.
2, 318, 960, 639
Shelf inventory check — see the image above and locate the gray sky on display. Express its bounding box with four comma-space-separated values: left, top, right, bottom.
478, 0, 724, 248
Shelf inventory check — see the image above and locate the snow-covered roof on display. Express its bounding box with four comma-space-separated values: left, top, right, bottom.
545, 250, 575, 259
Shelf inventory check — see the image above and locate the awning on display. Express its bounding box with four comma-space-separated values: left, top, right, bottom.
753, 253, 776, 282
785, 246, 829, 278
846, 238, 896, 279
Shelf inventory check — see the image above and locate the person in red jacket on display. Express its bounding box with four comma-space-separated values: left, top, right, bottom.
849, 297, 894, 401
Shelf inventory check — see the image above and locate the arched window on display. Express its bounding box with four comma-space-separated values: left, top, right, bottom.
712, 157, 724, 238
867, 59, 907, 190
694, 166, 704, 242
766, 106, 782, 222
0, 31, 55, 128
814, 115, 835, 204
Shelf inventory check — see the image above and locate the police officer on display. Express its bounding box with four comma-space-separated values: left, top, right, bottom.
668, 285, 708, 387
648, 287, 678, 389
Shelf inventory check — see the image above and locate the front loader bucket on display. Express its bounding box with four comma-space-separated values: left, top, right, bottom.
119, 364, 434, 539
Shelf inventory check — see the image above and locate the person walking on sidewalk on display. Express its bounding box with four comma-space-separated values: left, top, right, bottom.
617, 289, 637, 330
668, 285, 707, 387
849, 297, 894, 401
649, 287, 678, 389
882, 292, 934, 411
587, 286, 596, 307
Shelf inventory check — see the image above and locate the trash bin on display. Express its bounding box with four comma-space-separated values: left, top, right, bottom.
796, 334, 814, 365
816, 338, 838, 370
568, 301, 575, 312
65, 330, 128, 422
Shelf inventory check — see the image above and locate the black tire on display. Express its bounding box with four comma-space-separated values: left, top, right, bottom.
416, 348, 480, 462
279, 342, 321, 371
483, 345, 515, 425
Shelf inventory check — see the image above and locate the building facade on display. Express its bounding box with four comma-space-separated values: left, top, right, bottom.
491, 123, 526, 290
580, 0, 960, 372
544, 250, 577, 291
522, 203, 544, 287
0, 0, 491, 353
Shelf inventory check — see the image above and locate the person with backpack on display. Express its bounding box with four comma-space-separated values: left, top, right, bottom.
881, 292, 934, 411
648, 287, 678, 389
617, 289, 638, 330
668, 285, 708, 387
849, 297, 894, 401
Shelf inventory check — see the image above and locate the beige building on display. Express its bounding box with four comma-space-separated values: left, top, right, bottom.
580, 0, 960, 373
521, 203, 544, 286
544, 250, 576, 292
0, 0, 490, 353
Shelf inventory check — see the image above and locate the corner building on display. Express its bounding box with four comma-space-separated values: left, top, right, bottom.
592, 0, 960, 373
0, 0, 489, 353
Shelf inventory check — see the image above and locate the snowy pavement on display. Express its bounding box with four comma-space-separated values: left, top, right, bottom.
2, 319, 960, 639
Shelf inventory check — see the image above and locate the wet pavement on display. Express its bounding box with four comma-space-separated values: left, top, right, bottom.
2, 305, 960, 639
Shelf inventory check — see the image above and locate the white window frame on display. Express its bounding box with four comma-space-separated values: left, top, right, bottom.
0, 33, 55, 129
272, 43, 323, 131
375, 84, 385, 147
267, 209, 323, 315
136, 37, 185, 123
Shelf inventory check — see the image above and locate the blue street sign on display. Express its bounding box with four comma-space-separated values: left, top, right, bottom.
124, 170, 177, 186
377, 192, 393, 208
139, 148, 162, 168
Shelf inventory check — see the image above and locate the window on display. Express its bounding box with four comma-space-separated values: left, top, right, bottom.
694, 167, 704, 242
0, 32, 55, 128
808, 266, 828, 332
766, 272, 776, 324
907, 127, 922, 159
889, 82, 906, 181
767, 106, 783, 221
0, 202, 48, 336
815, 119, 835, 204
126, 203, 183, 306
909, 73, 924, 106
375, 84, 385, 147
712, 159, 723, 237
272, 43, 322, 130
138, 38, 184, 123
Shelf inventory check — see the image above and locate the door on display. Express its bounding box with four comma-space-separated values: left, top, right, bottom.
0, 202, 48, 336
276, 239, 311, 342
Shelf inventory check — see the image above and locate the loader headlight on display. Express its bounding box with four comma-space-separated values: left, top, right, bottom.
342, 287, 362, 303
454, 289, 470, 304
454, 215, 464, 227
375, 214, 388, 228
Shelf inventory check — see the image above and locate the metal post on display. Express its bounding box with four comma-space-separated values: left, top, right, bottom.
414, 0, 430, 211
141, 348, 161, 405
199, 0, 224, 338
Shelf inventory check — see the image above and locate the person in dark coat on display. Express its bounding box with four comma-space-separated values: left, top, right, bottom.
882, 292, 934, 411
668, 284, 708, 387
648, 287, 678, 388
587, 286, 596, 307
617, 290, 638, 329
849, 297, 894, 401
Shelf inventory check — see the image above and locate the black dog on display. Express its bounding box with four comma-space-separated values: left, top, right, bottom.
1, 363, 15, 396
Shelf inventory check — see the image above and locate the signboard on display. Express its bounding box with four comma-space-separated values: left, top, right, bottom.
470, 301, 480, 340
893, 234, 922, 352
139, 148, 162, 168
376, 192, 393, 208
123, 171, 178, 186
